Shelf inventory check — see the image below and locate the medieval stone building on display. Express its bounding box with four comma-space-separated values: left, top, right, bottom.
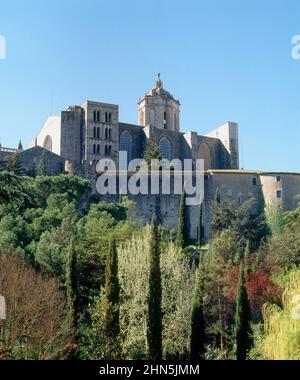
2, 76, 300, 241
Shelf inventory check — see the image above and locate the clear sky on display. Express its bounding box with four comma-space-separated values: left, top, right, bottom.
0, 0, 299, 172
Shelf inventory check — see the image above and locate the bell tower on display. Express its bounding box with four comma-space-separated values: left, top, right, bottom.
138, 74, 180, 132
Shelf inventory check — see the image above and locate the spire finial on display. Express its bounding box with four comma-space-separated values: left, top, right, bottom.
156, 73, 163, 89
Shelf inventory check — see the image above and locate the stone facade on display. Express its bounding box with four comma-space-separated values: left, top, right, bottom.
3, 76, 299, 242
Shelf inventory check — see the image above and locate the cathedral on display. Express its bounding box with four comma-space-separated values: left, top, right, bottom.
29, 74, 239, 172
1, 76, 300, 241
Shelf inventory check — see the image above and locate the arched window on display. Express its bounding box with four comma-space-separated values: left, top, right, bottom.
105, 128, 108, 139
163, 111, 167, 129
97, 127, 100, 139
159, 137, 171, 160
120, 130, 133, 161
43, 135, 52, 152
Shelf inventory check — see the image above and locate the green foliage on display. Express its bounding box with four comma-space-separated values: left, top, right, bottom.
117, 227, 195, 359
143, 138, 163, 167
6, 153, 24, 176
147, 215, 163, 360
35, 202, 78, 280
103, 236, 120, 338
190, 263, 205, 360
235, 262, 253, 360
65, 239, 80, 359
176, 191, 188, 248
265, 204, 285, 236
37, 151, 47, 176
197, 203, 204, 246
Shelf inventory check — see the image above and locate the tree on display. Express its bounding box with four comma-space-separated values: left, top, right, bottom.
197, 203, 204, 246
190, 263, 205, 360
235, 262, 253, 360
257, 269, 300, 359
176, 191, 188, 248
65, 239, 80, 342
147, 214, 163, 360
103, 235, 120, 338
0, 253, 67, 360
143, 138, 162, 167
37, 151, 47, 176
244, 240, 251, 278
6, 153, 23, 176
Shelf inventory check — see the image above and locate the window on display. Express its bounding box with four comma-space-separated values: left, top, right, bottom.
252, 177, 257, 186
105, 128, 108, 140
108, 145, 112, 155
97, 111, 100, 122
43, 135, 52, 152
93, 144, 96, 154
276, 176, 281, 182
105, 112, 112, 123
159, 137, 171, 160
96, 144, 100, 154
120, 130, 133, 161
93, 110, 96, 122
104, 145, 108, 155
97, 127, 100, 139
93, 127, 96, 138
163, 111, 167, 129
108, 129, 112, 140
276, 189, 282, 199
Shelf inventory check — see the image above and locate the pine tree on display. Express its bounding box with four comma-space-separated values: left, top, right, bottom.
190, 263, 205, 360
197, 203, 204, 246
176, 190, 188, 248
235, 262, 253, 360
37, 151, 47, 176
103, 235, 120, 338
6, 153, 23, 176
143, 138, 163, 168
147, 214, 163, 360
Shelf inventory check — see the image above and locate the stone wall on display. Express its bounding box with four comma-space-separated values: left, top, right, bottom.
19, 146, 65, 176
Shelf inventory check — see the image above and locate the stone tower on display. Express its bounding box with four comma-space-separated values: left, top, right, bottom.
138, 74, 180, 132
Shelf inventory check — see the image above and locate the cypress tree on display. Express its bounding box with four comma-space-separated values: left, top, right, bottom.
6, 153, 23, 176
143, 138, 162, 168
147, 214, 163, 360
103, 235, 120, 338
244, 240, 251, 279
176, 190, 188, 248
197, 203, 204, 246
65, 238, 80, 359
211, 188, 222, 236
235, 262, 253, 360
190, 263, 205, 360
37, 151, 47, 176
66, 239, 79, 334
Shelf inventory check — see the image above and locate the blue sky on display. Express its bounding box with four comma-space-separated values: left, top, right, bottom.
0, 0, 299, 172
